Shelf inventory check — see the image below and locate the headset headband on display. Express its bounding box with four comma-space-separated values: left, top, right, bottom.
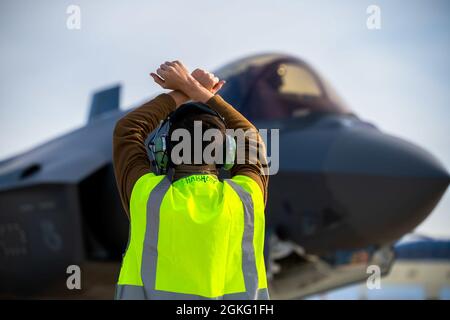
164, 102, 226, 128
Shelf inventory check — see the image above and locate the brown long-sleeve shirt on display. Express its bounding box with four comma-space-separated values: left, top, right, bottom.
113, 93, 268, 217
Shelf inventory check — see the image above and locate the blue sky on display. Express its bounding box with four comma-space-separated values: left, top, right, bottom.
0, 0, 449, 236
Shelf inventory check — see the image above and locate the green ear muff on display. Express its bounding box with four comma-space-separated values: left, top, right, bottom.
154, 135, 169, 172
222, 134, 236, 171
148, 120, 170, 175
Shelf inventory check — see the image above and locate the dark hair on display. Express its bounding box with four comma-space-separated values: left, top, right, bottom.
168, 105, 226, 166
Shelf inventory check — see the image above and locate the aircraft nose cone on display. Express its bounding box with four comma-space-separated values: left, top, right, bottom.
325, 128, 449, 244
327, 128, 449, 180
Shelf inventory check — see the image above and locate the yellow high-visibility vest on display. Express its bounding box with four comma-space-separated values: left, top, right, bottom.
115, 172, 269, 300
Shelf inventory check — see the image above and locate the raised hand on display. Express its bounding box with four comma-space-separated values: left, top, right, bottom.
191, 68, 225, 94
150, 60, 193, 92
150, 60, 225, 103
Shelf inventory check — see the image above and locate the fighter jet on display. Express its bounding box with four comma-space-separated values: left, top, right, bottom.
0, 53, 448, 298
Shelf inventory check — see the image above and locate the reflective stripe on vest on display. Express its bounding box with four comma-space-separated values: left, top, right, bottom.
115, 284, 269, 300
115, 173, 269, 300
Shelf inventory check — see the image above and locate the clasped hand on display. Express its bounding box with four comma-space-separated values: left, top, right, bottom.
150, 60, 225, 103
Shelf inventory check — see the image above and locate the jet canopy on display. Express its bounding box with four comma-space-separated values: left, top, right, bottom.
215, 53, 352, 120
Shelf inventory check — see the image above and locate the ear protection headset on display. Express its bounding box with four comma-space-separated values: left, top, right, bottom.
148, 102, 236, 175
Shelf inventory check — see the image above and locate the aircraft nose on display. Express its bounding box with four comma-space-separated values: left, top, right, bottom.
326, 127, 449, 180
325, 128, 449, 244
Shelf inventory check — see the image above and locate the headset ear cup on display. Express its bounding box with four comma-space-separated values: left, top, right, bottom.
148, 119, 171, 175
154, 135, 168, 173
223, 134, 236, 170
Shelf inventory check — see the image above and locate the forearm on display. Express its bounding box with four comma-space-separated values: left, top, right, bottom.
205, 95, 255, 131
113, 92, 182, 216
167, 90, 189, 107
205, 95, 269, 204
180, 76, 214, 104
